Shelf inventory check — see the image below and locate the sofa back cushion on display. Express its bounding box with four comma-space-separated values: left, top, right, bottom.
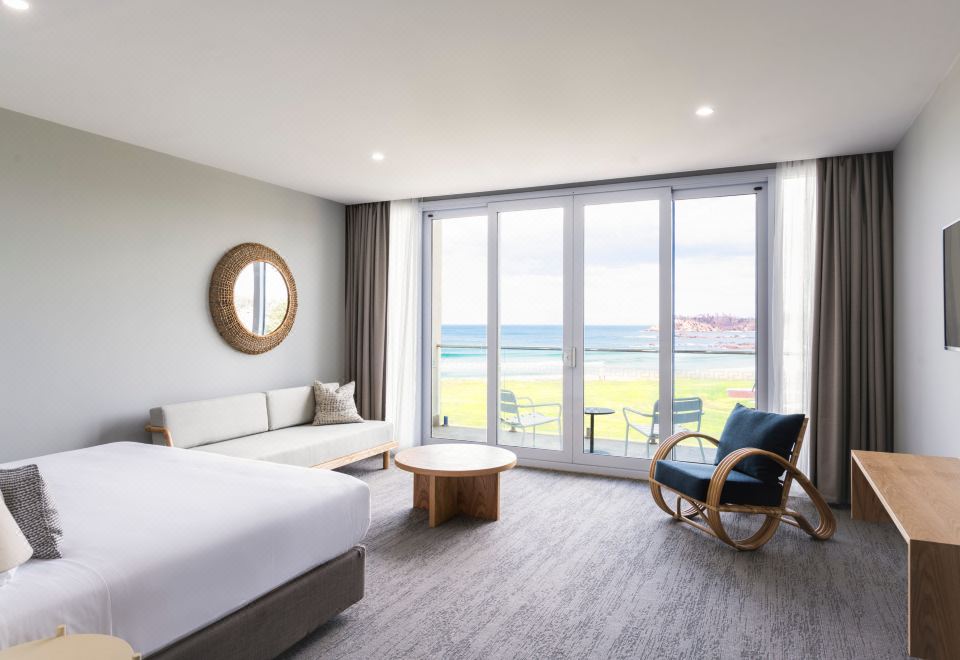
265, 384, 339, 430
149, 393, 269, 449
265, 386, 311, 430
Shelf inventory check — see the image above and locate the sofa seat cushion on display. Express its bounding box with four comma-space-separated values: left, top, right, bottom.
193, 421, 393, 467
653, 459, 783, 507
149, 393, 269, 449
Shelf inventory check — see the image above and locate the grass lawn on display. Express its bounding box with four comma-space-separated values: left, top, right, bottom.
436, 377, 754, 444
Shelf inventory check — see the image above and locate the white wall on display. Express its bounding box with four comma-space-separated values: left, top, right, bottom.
0, 108, 345, 462
893, 59, 960, 457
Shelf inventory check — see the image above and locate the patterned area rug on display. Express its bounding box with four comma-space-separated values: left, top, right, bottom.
282, 457, 907, 660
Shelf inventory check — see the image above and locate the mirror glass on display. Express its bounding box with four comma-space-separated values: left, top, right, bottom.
233, 261, 289, 335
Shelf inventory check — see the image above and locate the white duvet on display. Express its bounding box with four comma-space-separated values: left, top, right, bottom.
0, 442, 370, 655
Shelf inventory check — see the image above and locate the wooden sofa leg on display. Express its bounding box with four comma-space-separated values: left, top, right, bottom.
382, 451, 391, 470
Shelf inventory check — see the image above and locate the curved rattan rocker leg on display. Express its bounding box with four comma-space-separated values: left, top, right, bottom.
649, 480, 676, 517
706, 444, 836, 549
648, 431, 722, 520
704, 509, 783, 551
779, 467, 837, 541
679, 499, 706, 519
653, 481, 780, 549
650, 480, 705, 521
652, 480, 713, 530
653, 476, 783, 549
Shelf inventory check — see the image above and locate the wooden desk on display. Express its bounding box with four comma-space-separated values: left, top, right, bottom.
851, 451, 960, 659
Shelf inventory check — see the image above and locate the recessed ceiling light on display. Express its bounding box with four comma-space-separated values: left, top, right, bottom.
2, 0, 30, 11
695, 106, 715, 117
371, 152, 385, 162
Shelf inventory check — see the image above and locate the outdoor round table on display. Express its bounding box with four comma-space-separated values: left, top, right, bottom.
584, 407, 615, 453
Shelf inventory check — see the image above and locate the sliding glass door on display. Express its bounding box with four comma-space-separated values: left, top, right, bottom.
424, 179, 766, 472
573, 189, 671, 468
491, 198, 572, 459
428, 210, 488, 442
672, 191, 760, 464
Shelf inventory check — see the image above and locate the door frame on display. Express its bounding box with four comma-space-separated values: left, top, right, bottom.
420, 206, 488, 444
672, 183, 770, 417
420, 172, 773, 479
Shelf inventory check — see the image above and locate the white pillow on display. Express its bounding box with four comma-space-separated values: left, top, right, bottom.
0, 491, 33, 585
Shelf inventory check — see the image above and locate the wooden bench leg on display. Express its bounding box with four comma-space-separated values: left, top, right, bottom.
909, 540, 960, 658
382, 450, 390, 470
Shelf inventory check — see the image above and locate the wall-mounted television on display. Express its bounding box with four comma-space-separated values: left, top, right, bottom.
945, 218, 960, 350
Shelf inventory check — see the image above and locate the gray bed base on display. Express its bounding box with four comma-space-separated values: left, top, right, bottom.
149, 545, 365, 660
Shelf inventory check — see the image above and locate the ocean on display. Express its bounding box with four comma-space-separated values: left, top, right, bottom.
437, 325, 755, 380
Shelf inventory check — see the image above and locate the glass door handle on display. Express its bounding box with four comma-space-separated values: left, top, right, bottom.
563, 347, 577, 368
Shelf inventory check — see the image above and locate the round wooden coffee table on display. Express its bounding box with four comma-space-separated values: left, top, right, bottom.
394, 444, 517, 527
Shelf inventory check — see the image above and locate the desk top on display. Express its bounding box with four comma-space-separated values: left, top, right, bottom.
852, 450, 960, 545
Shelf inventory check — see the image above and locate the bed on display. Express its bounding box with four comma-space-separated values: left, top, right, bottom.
0, 442, 370, 658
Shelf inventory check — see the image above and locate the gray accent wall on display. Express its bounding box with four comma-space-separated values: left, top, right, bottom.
0, 108, 345, 462
894, 60, 960, 457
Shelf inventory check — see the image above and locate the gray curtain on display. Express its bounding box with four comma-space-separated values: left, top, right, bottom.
810, 153, 894, 503
345, 201, 390, 420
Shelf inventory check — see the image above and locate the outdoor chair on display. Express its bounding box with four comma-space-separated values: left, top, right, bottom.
499, 389, 561, 447
648, 404, 836, 550
623, 397, 707, 460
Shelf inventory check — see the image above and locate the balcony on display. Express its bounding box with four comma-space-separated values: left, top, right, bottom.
430, 342, 755, 464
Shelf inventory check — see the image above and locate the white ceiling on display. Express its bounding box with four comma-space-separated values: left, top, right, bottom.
1, 1, 959, 204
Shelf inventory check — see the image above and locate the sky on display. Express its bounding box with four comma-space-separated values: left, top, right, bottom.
436, 194, 756, 326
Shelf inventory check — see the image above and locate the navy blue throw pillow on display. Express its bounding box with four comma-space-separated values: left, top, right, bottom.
713, 404, 805, 483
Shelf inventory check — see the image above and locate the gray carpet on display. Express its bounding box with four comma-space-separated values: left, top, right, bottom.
281, 458, 908, 660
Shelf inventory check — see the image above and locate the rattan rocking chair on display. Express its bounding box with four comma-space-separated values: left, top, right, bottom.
648, 415, 836, 551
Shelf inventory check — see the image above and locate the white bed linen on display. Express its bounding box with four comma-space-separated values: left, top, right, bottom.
0, 442, 370, 655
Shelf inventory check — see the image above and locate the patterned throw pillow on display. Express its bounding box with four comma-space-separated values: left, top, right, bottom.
0, 465, 62, 560
313, 381, 364, 426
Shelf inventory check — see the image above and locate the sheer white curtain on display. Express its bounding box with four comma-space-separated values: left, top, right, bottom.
385, 199, 422, 448
770, 160, 817, 478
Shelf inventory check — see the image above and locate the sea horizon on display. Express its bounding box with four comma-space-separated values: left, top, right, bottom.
437, 323, 756, 380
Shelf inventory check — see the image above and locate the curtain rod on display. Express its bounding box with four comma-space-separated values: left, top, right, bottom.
420, 163, 777, 202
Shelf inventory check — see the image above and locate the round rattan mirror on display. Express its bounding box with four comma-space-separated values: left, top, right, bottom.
209, 243, 297, 354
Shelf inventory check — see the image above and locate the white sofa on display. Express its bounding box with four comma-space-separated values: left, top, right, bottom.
146, 385, 396, 470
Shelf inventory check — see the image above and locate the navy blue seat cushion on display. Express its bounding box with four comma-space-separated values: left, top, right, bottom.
713, 404, 805, 483
653, 459, 783, 507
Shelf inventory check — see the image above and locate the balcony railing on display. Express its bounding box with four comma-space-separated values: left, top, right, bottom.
435, 343, 755, 355
430, 341, 756, 443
